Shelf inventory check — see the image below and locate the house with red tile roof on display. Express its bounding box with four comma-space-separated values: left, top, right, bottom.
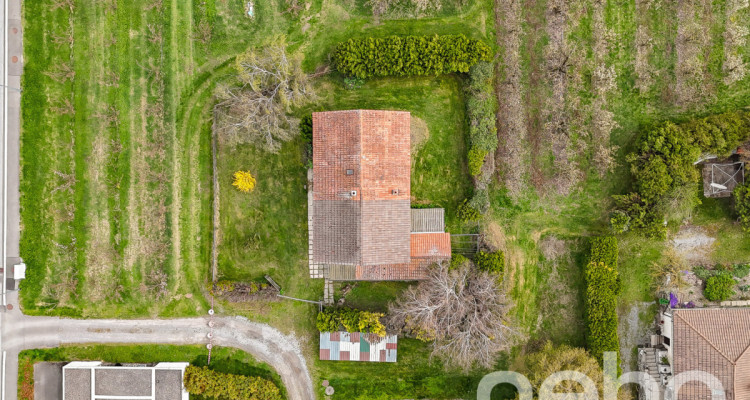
307, 110, 451, 281
638, 307, 750, 400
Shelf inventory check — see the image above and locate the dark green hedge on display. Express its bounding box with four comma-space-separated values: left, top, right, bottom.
331, 35, 492, 79
183, 366, 282, 400
735, 182, 750, 232
585, 261, 620, 366
589, 236, 618, 268
618, 110, 750, 235
584, 237, 621, 366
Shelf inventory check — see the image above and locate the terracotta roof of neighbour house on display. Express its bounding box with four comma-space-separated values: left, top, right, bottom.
312, 110, 411, 267
672, 308, 750, 400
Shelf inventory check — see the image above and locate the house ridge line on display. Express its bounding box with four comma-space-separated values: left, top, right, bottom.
675, 311, 735, 365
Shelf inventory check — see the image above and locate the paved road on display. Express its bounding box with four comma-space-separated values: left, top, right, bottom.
1, 292, 315, 400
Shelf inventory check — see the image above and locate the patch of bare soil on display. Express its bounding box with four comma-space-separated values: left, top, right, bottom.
539, 235, 567, 261
619, 302, 654, 372
723, 0, 749, 85
495, 0, 528, 197
670, 225, 716, 265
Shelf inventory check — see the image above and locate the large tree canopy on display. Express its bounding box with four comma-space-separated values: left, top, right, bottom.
215, 37, 314, 152
388, 263, 513, 371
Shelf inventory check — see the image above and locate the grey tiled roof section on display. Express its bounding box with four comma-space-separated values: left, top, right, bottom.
95, 369, 152, 396
64, 369, 92, 400
155, 370, 183, 400
411, 208, 445, 233
361, 200, 411, 265
313, 200, 361, 264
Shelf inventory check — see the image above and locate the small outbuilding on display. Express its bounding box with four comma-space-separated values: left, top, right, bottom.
319, 331, 397, 362
702, 161, 744, 198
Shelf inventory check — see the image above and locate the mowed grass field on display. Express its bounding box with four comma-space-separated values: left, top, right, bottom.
19, 0, 264, 317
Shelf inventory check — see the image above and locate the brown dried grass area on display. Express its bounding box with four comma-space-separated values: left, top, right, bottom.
723, 0, 750, 85
543, 0, 579, 195
674, 0, 714, 106
494, 0, 528, 198
410, 116, 430, 156
634, 0, 656, 93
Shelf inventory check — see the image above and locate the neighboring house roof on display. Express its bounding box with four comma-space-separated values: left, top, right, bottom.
673, 308, 750, 400
319, 331, 397, 362
62, 362, 189, 400
312, 110, 411, 267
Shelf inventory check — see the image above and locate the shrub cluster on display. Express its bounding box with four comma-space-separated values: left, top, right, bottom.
183, 366, 282, 400
475, 250, 505, 278
299, 114, 313, 143
449, 253, 470, 270
316, 307, 386, 336
457, 199, 481, 222
617, 110, 750, 235
584, 237, 621, 366
704, 273, 736, 302
734, 181, 750, 232
465, 62, 498, 177
332, 35, 492, 79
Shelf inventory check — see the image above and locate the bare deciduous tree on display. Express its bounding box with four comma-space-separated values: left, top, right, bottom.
46, 62, 75, 83
215, 37, 314, 152
193, 19, 212, 44
388, 263, 514, 371
146, 24, 163, 44
51, 98, 74, 115
51, 0, 74, 12
51, 32, 74, 48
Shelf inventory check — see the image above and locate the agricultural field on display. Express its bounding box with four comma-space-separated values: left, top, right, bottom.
19, 0, 750, 398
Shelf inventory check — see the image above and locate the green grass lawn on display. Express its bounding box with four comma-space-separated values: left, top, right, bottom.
18, 344, 286, 400
314, 338, 495, 400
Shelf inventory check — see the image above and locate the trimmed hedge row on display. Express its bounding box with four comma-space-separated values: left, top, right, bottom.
465, 61, 498, 178
316, 307, 386, 336
183, 366, 282, 400
332, 35, 492, 79
588, 236, 618, 269
584, 237, 621, 366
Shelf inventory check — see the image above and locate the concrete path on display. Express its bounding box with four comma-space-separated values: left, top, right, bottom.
2, 293, 315, 400
2, 0, 22, 306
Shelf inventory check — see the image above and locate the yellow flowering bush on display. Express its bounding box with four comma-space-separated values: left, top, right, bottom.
232, 171, 256, 192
